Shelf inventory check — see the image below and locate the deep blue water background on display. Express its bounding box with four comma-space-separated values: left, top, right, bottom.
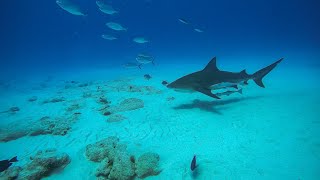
0, 0, 319, 78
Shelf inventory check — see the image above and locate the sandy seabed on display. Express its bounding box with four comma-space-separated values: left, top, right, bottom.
0, 62, 319, 180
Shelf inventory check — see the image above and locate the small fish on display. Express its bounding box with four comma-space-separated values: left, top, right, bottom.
194, 28, 204, 33
101, 34, 117, 40
56, 0, 86, 16
123, 63, 142, 69
133, 37, 149, 44
211, 84, 238, 90
178, 18, 189, 25
0, 107, 20, 114
162, 80, 169, 86
215, 89, 243, 97
190, 155, 197, 171
96, 1, 118, 15
136, 53, 155, 65
106, 22, 127, 31
144, 74, 152, 80
0, 156, 18, 172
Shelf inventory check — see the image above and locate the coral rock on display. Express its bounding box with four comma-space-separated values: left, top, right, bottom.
107, 114, 127, 123
135, 152, 161, 178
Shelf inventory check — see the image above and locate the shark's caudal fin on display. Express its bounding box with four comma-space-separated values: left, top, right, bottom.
9, 156, 18, 162
252, 58, 283, 88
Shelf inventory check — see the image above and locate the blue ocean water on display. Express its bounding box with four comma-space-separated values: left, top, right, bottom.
0, 0, 319, 179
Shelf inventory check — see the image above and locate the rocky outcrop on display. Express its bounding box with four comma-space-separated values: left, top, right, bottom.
0, 114, 79, 142
85, 136, 161, 180
0, 149, 70, 180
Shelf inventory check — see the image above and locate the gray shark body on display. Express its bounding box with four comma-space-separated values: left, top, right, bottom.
167, 57, 283, 99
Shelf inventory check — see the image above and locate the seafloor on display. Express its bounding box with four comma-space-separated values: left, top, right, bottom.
0, 60, 319, 179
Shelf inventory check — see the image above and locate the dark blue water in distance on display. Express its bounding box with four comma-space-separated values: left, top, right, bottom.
0, 0, 319, 78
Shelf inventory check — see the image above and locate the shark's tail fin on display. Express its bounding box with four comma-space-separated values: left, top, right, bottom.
9, 156, 18, 162
252, 58, 283, 88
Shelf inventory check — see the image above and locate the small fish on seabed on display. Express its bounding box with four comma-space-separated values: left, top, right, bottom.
0, 156, 18, 172
215, 89, 243, 97
106, 22, 127, 31
133, 37, 149, 44
190, 155, 197, 171
0, 107, 20, 114
123, 63, 142, 69
144, 74, 152, 80
162, 80, 169, 86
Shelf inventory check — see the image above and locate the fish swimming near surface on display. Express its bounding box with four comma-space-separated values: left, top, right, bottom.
101, 34, 117, 40
194, 28, 204, 33
133, 37, 149, 44
136, 53, 155, 65
123, 63, 142, 69
178, 18, 189, 25
167, 57, 283, 99
56, 0, 86, 16
190, 155, 197, 171
0, 156, 18, 172
96, 1, 118, 15
215, 88, 243, 97
106, 22, 127, 31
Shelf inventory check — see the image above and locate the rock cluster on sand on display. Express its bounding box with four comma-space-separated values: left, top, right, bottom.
42, 97, 65, 104
99, 98, 143, 123
108, 98, 144, 113
107, 84, 162, 95
106, 114, 127, 123
0, 114, 79, 142
0, 149, 70, 180
135, 152, 161, 178
85, 136, 161, 180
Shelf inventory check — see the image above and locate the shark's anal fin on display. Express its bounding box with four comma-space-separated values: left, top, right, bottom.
196, 87, 221, 99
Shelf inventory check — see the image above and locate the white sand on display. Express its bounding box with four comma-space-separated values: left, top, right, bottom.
0, 61, 319, 179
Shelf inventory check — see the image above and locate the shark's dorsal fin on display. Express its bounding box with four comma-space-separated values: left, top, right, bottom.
240, 69, 248, 76
203, 57, 219, 72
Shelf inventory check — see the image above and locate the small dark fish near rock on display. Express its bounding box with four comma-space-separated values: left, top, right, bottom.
0, 107, 20, 114
162, 81, 168, 86
190, 155, 197, 171
144, 74, 152, 80
28, 96, 38, 102
0, 156, 18, 172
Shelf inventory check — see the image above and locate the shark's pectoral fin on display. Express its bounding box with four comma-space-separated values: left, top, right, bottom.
196, 87, 221, 99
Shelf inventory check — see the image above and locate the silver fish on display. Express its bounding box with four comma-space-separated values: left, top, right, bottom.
133, 37, 149, 44
123, 63, 142, 69
96, 1, 118, 15
215, 89, 243, 97
194, 28, 204, 33
136, 54, 155, 65
178, 18, 189, 25
106, 22, 127, 31
101, 34, 117, 40
56, 0, 86, 16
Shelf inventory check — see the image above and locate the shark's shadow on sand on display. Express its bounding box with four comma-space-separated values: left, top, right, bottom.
173, 96, 263, 115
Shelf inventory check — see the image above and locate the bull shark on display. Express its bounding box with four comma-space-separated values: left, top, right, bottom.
167, 57, 283, 99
